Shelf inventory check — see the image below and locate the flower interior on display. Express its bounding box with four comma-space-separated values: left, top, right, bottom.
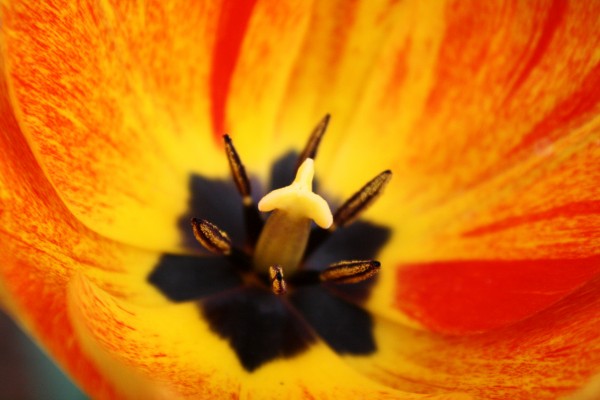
148, 115, 392, 372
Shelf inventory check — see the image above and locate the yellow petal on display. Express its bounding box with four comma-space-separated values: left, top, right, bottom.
69, 274, 470, 399
224, 0, 314, 174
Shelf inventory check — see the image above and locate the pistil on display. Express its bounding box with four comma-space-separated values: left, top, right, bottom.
253, 158, 332, 274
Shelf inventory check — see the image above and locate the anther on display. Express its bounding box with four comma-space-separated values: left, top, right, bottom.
320, 260, 381, 284
332, 170, 392, 229
269, 265, 287, 295
191, 218, 232, 255
223, 134, 264, 246
295, 114, 330, 172
224, 134, 251, 202
305, 170, 392, 258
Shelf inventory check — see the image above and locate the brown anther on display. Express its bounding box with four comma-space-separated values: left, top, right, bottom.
269, 265, 287, 295
224, 134, 252, 204
191, 218, 232, 255
332, 170, 392, 229
295, 114, 330, 172
320, 260, 381, 284
223, 134, 264, 246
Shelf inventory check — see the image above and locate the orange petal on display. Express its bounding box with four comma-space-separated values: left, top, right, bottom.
0, 67, 169, 397
346, 275, 600, 399
1, 0, 229, 252
319, 0, 600, 204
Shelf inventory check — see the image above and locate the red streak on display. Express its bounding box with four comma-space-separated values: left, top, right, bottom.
505, 0, 567, 98
209, 0, 258, 142
463, 200, 600, 237
396, 256, 600, 334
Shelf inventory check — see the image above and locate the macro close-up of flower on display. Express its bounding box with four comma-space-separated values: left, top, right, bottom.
1, 0, 599, 399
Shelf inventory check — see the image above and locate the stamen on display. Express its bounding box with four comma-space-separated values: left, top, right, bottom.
191, 218, 232, 255
332, 170, 392, 229
269, 265, 287, 295
253, 158, 333, 273
320, 260, 381, 284
305, 170, 392, 258
223, 134, 251, 201
295, 114, 330, 172
223, 134, 264, 246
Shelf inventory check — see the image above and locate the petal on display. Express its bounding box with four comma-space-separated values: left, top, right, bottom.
265, 1, 600, 332
223, 0, 314, 174
1, 0, 229, 252
346, 275, 600, 399
320, 0, 600, 206
368, 109, 600, 333
0, 72, 171, 396
225, 0, 422, 174
69, 274, 470, 400
393, 257, 600, 333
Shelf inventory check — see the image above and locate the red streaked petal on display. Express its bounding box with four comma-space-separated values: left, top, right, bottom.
366, 136, 600, 332
0, 65, 172, 397
1, 0, 229, 252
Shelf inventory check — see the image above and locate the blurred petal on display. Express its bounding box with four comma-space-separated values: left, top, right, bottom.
69, 274, 470, 400
346, 275, 600, 400
564, 373, 600, 400
1, 0, 229, 252
0, 66, 171, 396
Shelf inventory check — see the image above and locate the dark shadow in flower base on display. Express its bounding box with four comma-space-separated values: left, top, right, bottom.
306, 221, 390, 303
268, 151, 297, 192
178, 176, 246, 250
269, 150, 328, 196
148, 255, 243, 302
290, 286, 376, 354
307, 221, 391, 267
200, 287, 316, 372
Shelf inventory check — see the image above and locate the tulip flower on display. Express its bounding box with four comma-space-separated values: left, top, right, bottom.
1, 0, 599, 399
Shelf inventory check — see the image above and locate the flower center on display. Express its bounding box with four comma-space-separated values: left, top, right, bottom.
190, 116, 391, 295
149, 115, 392, 371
